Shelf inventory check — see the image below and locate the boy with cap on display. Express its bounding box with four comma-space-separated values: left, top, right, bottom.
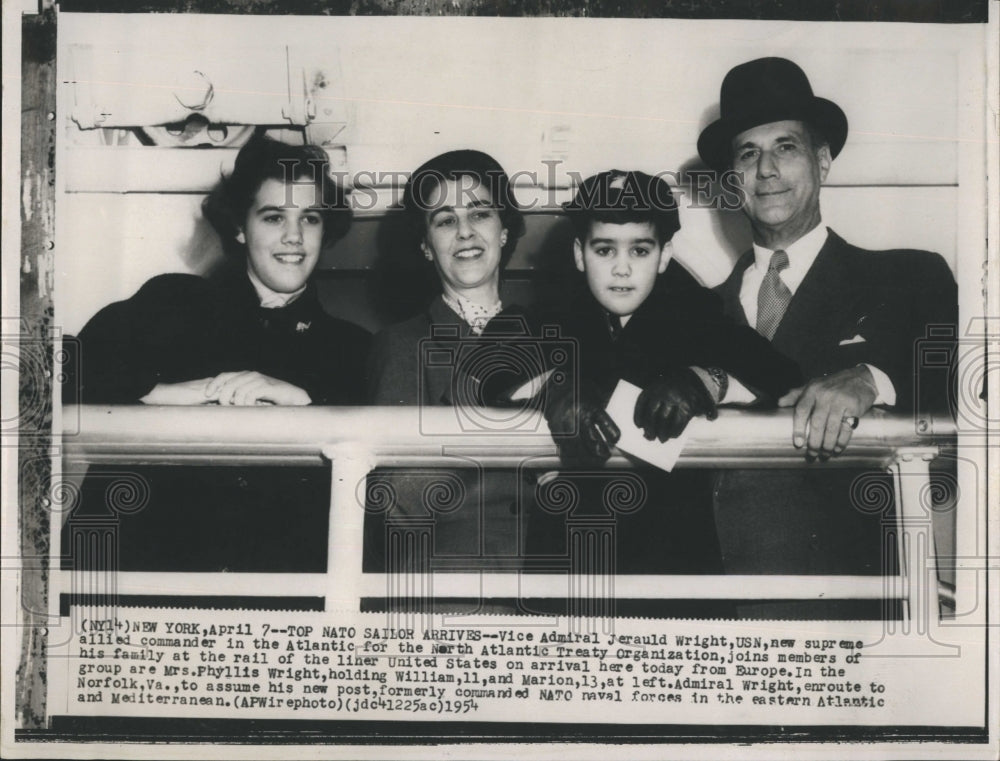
532, 170, 801, 578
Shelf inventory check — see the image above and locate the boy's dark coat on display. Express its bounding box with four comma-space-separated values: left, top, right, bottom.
528, 261, 802, 575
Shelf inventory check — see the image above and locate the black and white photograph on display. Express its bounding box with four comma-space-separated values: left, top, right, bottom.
2, 1, 997, 757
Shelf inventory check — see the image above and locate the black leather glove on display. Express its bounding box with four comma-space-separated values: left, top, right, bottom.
545, 384, 621, 468
633, 367, 718, 442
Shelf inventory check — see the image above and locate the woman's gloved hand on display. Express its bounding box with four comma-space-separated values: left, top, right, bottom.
633, 367, 718, 442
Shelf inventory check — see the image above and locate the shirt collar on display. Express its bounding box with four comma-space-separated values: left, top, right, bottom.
751, 224, 829, 293
246, 265, 306, 309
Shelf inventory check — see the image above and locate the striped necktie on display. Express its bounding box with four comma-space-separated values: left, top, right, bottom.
756, 249, 791, 340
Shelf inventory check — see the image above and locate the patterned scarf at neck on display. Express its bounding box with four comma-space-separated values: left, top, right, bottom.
442, 293, 503, 336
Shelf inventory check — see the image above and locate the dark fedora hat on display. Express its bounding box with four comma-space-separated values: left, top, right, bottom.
697, 57, 848, 171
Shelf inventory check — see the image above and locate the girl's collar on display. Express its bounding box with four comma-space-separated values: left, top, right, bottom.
246, 265, 306, 309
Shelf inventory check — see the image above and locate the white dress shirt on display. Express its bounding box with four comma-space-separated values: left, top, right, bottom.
737, 224, 895, 406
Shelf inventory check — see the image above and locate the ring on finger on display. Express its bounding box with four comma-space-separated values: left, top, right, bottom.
841, 415, 860, 430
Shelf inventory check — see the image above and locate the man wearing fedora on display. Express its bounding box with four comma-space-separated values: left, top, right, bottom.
699, 57, 957, 606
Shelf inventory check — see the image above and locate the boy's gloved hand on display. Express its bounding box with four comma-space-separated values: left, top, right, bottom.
633, 367, 718, 442
545, 384, 621, 467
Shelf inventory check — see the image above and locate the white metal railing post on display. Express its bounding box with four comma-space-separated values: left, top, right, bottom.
322, 444, 375, 612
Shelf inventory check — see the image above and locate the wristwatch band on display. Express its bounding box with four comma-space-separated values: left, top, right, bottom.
704, 366, 729, 402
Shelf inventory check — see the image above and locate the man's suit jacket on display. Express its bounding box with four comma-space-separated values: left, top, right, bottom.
712, 229, 958, 585
716, 229, 957, 412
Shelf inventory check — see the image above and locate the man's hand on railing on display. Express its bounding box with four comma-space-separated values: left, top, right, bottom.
545, 383, 621, 468
779, 366, 878, 460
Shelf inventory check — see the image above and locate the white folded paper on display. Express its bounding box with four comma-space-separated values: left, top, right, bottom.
838, 334, 867, 346
604, 379, 690, 472
507, 368, 555, 401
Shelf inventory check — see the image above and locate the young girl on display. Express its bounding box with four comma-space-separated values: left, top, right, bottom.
65, 135, 370, 572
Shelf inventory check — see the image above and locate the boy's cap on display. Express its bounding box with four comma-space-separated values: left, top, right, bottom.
563, 170, 680, 240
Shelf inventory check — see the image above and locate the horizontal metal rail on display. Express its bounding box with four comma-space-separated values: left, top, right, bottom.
62, 405, 953, 469
54, 405, 956, 616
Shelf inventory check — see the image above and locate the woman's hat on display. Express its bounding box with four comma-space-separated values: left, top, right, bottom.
697, 57, 848, 171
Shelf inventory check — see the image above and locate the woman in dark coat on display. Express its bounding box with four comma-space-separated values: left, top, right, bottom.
64, 135, 370, 573
364, 150, 533, 579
